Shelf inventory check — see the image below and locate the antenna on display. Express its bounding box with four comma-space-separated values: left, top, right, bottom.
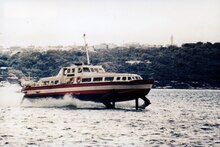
83, 34, 90, 65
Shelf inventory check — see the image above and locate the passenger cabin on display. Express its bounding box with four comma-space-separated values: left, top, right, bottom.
36, 64, 142, 87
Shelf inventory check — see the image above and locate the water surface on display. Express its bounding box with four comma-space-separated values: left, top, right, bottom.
0, 85, 219, 146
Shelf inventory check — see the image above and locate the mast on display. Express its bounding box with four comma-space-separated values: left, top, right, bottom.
83, 34, 90, 65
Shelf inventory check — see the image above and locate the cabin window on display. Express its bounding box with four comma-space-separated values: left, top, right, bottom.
90, 68, 95, 72
78, 68, 82, 73
63, 68, 67, 75
83, 67, 90, 72
128, 77, 131, 80
116, 77, 121, 81
135, 76, 141, 80
94, 77, 103, 82
51, 81, 54, 84
82, 78, 91, 83
122, 77, 127, 81
72, 68, 75, 73
67, 69, 70, 73
67, 74, 75, 77
55, 80, 59, 84
43, 81, 49, 85
105, 77, 114, 81
94, 68, 98, 72
98, 68, 104, 72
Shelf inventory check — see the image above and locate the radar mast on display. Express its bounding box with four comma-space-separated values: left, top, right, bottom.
83, 34, 90, 65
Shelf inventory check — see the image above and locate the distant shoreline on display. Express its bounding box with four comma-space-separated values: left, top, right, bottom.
154, 87, 220, 90
1, 42, 219, 89
153, 81, 220, 90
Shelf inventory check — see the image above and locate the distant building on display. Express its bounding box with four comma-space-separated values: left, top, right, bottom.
126, 60, 142, 65
0, 67, 8, 81
171, 35, 174, 46
107, 43, 117, 49
93, 43, 109, 50
142, 44, 163, 48
166, 35, 178, 47
122, 42, 142, 48
126, 60, 152, 65
93, 43, 117, 50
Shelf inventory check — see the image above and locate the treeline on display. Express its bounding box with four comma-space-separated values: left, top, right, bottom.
0, 42, 220, 88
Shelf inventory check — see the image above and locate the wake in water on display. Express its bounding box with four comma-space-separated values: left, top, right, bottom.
0, 84, 103, 108
0, 84, 143, 110
0, 83, 24, 107
21, 95, 147, 110
21, 94, 105, 109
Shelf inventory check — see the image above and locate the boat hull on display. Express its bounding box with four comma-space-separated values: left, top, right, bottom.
22, 80, 154, 103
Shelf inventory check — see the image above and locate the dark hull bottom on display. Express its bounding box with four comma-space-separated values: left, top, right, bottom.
23, 89, 151, 109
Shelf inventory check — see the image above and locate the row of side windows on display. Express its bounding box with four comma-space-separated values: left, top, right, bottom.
42, 80, 60, 86
81, 76, 141, 83
63, 67, 105, 76
63, 68, 75, 75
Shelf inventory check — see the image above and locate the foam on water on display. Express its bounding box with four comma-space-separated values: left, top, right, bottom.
0, 84, 138, 109
0, 84, 104, 108
21, 94, 105, 109
0, 84, 24, 107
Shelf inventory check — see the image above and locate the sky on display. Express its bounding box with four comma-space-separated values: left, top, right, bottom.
0, 0, 220, 47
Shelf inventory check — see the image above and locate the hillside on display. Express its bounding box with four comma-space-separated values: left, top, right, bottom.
0, 42, 220, 88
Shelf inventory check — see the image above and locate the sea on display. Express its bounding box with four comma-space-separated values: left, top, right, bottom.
0, 84, 219, 146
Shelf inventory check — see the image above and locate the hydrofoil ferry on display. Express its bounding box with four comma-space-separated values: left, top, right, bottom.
21, 35, 154, 109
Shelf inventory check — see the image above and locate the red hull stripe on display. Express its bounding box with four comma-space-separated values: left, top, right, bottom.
24, 83, 152, 95
23, 80, 154, 91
